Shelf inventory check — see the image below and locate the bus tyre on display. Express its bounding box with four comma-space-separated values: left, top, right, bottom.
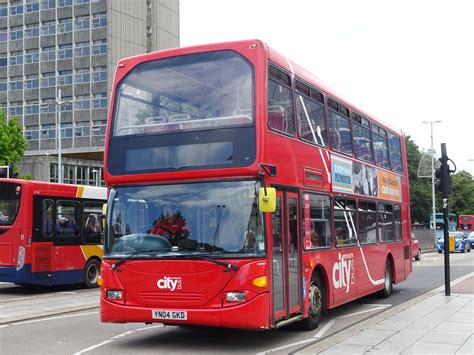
299, 274, 324, 331
379, 261, 393, 298
84, 259, 101, 288
415, 250, 421, 261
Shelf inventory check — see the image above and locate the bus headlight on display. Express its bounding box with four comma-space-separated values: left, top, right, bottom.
106, 290, 123, 300
226, 292, 246, 302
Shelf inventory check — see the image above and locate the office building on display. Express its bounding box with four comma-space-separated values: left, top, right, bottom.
0, 0, 179, 185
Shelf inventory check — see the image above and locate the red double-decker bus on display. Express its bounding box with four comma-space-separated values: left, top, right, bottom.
458, 215, 474, 235
100, 40, 412, 330
0, 179, 107, 287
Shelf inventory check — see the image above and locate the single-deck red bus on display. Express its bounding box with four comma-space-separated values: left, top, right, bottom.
100, 39, 412, 330
458, 215, 474, 236
0, 179, 107, 287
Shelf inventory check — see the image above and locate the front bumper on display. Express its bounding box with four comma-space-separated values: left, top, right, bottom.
101, 292, 271, 330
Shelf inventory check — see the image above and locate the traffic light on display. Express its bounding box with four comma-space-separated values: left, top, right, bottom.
435, 144, 454, 196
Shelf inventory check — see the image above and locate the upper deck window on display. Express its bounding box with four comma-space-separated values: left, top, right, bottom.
388, 132, 403, 174
267, 64, 295, 136
372, 124, 390, 169
112, 51, 254, 137
328, 98, 352, 155
295, 80, 326, 147
352, 112, 373, 162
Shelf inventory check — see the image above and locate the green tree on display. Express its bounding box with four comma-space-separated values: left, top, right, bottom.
449, 171, 474, 215
404, 136, 432, 224
0, 112, 27, 172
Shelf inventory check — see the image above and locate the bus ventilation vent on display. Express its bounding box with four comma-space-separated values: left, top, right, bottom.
32, 243, 52, 272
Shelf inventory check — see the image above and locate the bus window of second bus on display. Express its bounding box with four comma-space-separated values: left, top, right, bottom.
83, 202, 104, 244
334, 198, 357, 246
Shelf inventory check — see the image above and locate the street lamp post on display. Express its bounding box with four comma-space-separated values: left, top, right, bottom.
42, 89, 73, 184
422, 120, 442, 233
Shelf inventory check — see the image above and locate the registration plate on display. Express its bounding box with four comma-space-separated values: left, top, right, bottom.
152, 310, 187, 320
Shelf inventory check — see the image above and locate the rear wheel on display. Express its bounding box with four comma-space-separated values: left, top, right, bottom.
84, 259, 101, 288
298, 274, 324, 330
379, 261, 393, 298
415, 249, 422, 261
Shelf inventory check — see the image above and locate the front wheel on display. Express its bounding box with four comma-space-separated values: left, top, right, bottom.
84, 259, 101, 288
298, 274, 324, 330
379, 261, 393, 298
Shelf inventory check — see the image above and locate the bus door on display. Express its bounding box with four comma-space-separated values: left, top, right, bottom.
272, 190, 302, 324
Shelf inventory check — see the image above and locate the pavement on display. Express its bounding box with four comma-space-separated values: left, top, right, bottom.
0, 272, 473, 355
296, 272, 474, 355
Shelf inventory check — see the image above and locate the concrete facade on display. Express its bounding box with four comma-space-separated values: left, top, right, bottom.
1, 0, 180, 183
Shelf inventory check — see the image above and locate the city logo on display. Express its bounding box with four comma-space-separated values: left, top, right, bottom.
332, 252, 355, 293
157, 276, 182, 291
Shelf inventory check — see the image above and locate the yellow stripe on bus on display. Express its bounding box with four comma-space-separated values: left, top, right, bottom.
76, 186, 85, 198
81, 245, 103, 260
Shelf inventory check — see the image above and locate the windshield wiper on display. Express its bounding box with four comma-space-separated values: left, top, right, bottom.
110, 249, 169, 271
193, 255, 239, 271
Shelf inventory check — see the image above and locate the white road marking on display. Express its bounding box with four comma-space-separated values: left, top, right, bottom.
313, 319, 336, 338
337, 306, 388, 319
74, 324, 163, 355
13, 311, 99, 325
256, 338, 315, 355
362, 304, 392, 307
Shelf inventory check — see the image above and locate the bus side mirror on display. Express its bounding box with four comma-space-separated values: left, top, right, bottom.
259, 187, 276, 213
101, 203, 107, 230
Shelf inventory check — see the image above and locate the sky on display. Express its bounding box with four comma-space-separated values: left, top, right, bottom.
179, 0, 474, 176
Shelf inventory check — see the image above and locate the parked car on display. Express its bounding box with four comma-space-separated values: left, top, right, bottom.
411, 233, 421, 261
437, 231, 471, 253
467, 232, 474, 249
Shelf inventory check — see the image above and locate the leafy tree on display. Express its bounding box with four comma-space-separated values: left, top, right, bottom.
0, 112, 27, 173
449, 171, 474, 215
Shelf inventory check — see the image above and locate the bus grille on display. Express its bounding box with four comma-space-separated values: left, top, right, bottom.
138, 292, 203, 304
32, 243, 52, 272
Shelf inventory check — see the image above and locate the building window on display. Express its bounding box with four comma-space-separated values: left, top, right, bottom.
41, 72, 56, 88
0, 4, 7, 17
92, 119, 106, 135
25, 128, 40, 141
40, 100, 56, 113
75, 0, 90, 4
10, 52, 23, 66
74, 69, 90, 84
58, 18, 73, 33
0, 78, 6, 92
0, 55, 7, 67
25, 25, 40, 39
26, 1, 40, 13
25, 49, 40, 64
58, 70, 73, 86
58, 0, 72, 7
41, 124, 56, 139
41, 0, 56, 10
58, 44, 73, 59
75, 121, 90, 137
25, 75, 40, 89
74, 42, 90, 57
10, 26, 24, 41
92, 94, 107, 109
0, 28, 7, 42
10, 4, 24, 16
92, 68, 106, 82
61, 96, 73, 111
9, 77, 23, 92
92, 13, 106, 28
61, 123, 73, 138
75, 16, 90, 31
41, 47, 56, 62
91, 39, 107, 55
41, 21, 56, 36
75, 95, 91, 110
25, 102, 40, 115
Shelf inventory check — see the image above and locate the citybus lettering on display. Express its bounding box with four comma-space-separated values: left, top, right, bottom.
332, 253, 355, 293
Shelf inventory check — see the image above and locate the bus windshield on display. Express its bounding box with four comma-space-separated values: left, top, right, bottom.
0, 182, 21, 226
112, 50, 254, 137
105, 181, 264, 258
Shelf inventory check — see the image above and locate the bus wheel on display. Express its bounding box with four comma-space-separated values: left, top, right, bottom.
379, 261, 393, 298
298, 274, 323, 330
84, 259, 101, 288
